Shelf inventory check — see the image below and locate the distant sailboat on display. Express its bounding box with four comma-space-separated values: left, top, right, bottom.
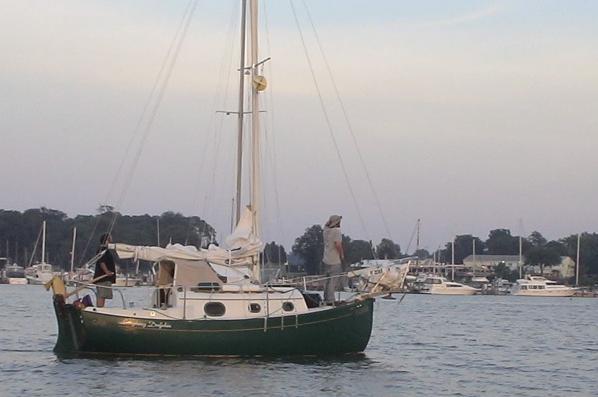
26, 221, 54, 285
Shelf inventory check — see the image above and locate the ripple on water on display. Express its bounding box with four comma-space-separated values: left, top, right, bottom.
0, 287, 597, 396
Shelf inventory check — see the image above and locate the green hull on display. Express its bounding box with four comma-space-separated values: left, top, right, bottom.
52, 296, 374, 356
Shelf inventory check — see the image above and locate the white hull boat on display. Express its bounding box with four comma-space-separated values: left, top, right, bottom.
420, 276, 479, 295
26, 263, 55, 285
510, 276, 576, 297
5, 264, 28, 285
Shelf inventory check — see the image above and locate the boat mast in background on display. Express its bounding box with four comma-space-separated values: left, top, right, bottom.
41, 220, 47, 264
518, 218, 524, 278
451, 238, 455, 281
70, 227, 77, 274
415, 218, 420, 266
576, 233, 581, 286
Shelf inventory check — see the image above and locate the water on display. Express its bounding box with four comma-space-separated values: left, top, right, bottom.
1, 285, 596, 397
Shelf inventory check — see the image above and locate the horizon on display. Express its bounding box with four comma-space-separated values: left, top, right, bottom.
1, 1, 596, 252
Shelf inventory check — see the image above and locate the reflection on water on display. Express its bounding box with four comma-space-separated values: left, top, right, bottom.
1, 285, 596, 397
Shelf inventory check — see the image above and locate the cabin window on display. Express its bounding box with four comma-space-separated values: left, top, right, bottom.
282, 302, 294, 312
521, 285, 527, 290
204, 302, 226, 317
249, 303, 261, 313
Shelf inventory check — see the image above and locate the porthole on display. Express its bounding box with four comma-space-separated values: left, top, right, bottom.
282, 302, 294, 312
204, 302, 226, 317
249, 303, 261, 313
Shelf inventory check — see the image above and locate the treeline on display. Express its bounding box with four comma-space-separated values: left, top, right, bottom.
436, 229, 598, 281
289, 225, 598, 283
2, 209, 597, 283
290, 225, 404, 275
0, 207, 215, 269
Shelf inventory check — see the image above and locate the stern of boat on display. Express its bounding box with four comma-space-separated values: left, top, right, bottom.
46, 276, 86, 355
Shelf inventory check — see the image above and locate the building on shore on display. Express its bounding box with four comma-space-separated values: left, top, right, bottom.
462, 254, 575, 279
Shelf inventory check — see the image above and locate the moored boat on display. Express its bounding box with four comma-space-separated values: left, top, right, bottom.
5, 264, 28, 285
420, 275, 479, 295
510, 275, 576, 297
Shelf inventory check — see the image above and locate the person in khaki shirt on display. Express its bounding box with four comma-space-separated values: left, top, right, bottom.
322, 215, 344, 303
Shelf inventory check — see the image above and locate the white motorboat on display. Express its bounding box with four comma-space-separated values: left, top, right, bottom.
420, 275, 479, 295
5, 264, 28, 285
510, 275, 576, 297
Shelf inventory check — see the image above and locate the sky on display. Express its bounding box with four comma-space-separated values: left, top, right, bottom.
1, 0, 597, 253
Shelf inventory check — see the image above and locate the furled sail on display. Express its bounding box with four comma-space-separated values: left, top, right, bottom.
110, 208, 263, 269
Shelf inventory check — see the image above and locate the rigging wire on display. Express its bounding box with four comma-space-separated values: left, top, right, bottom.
404, 219, 419, 255
186, 0, 240, 245
289, 0, 375, 256
107, 0, 200, 235
301, 0, 395, 243
261, 0, 287, 256
79, 0, 198, 262
200, 23, 239, 244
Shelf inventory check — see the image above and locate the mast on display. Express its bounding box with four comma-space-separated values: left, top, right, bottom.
451, 238, 455, 281
472, 238, 476, 276
518, 234, 522, 278
41, 220, 47, 264
249, 0, 262, 280
235, 0, 247, 226
156, 217, 160, 247
415, 218, 420, 266
576, 233, 581, 286
70, 227, 77, 273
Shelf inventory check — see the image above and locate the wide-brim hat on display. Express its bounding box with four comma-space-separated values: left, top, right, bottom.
326, 214, 342, 227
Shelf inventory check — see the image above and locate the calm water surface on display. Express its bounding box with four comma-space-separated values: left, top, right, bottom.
0, 285, 596, 397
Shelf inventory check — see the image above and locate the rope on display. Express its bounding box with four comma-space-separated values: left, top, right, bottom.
190, 1, 240, 245
108, 0, 200, 235
301, 0, 395, 243
289, 0, 374, 256
79, 0, 199, 262
262, 0, 288, 255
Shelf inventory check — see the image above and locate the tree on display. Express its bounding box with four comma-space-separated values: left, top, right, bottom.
545, 240, 567, 256
263, 241, 287, 264
376, 238, 401, 259
494, 262, 519, 282
560, 233, 598, 282
344, 236, 374, 265
292, 225, 324, 275
525, 246, 561, 275
441, 234, 485, 264
414, 248, 431, 259
528, 231, 547, 248
0, 208, 215, 271
486, 229, 526, 255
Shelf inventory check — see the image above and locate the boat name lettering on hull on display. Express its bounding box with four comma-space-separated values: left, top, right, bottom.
119, 319, 172, 329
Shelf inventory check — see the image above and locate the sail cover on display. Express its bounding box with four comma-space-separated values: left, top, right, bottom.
110, 208, 263, 268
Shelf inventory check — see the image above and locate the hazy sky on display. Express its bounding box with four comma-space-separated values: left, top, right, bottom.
1, 0, 597, 252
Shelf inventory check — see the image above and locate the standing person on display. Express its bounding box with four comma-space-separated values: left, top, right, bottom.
94, 233, 116, 308
322, 215, 344, 304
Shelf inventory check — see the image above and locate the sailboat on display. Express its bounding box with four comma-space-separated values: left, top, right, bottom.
46, 0, 404, 356
26, 221, 55, 285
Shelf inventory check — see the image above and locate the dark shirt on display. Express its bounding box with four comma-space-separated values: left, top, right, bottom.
94, 249, 116, 283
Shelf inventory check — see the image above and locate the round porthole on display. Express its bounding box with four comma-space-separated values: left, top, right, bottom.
249, 303, 261, 313
204, 302, 226, 317
282, 302, 294, 312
